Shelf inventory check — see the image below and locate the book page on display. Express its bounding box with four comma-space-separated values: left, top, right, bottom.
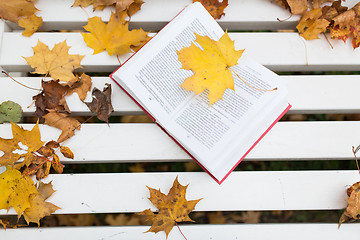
165, 54, 288, 179
111, 3, 223, 124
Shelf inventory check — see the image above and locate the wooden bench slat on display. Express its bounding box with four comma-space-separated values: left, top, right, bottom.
2, 75, 360, 115
0, 121, 358, 162
1, 32, 359, 73
1, 224, 359, 240
0, 171, 356, 215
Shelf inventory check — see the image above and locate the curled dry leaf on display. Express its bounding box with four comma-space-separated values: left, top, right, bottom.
138, 177, 202, 238
18, 14, 43, 37
66, 73, 93, 102
85, 83, 114, 122
177, 32, 244, 106
24, 40, 84, 83
193, 0, 229, 19
82, 12, 148, 56
33, 80, 70, 120
339, 181, 360, 227
43, 110, 81, 143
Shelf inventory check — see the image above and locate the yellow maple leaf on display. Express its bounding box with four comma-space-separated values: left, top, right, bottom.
0, 166, 38, 217
0, 122, 44, 167
18, 14, 43, 37
296, 8, 330, 40
0, 0, 38, 23
81, 12, 148, 56
23, 40, 84, 83
138, 177, 202, 238
177, 32, 244, 106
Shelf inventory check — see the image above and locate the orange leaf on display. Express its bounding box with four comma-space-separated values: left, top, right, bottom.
0, 0, 38, 23
18, 14, 43, 37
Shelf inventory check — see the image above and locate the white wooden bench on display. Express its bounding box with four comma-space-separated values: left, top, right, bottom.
1, 0, 360, 239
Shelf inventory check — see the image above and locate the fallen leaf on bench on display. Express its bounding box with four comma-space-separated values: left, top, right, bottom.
81, 12, 148, 56
18, 14, 43, 37
296, 8, 330, 40
177, 31, 244, 106
23, 181, 60, 225
138, 176, 202, 239
339, 181, 360, 227
73, 0, 144, 16
85, 83, 114, 123
0, 0, 38, 23
193, 0, 229, 19
0, 121, 44, 167
24, 40, 84, 83
33, 80, 71, 120
43, 110, 81, 143
0, 100, 23, 124
329, 2, 360, 49
66, 73, 93, 102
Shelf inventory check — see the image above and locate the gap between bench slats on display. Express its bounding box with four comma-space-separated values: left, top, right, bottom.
0, 122, 358, 162
1, 224, 359, 240
1, 32, 360, 72
0, 171, 356, 215
1, 75, 360, 115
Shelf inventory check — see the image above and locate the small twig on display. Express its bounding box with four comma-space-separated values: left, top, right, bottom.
229, 68, 277, 92
322, 32, 334, 49
116, 55, 122, 66
277, 12, 293, 22
352, 146, 360, 176
2, 71, 41, 91
175, 222, 188, 240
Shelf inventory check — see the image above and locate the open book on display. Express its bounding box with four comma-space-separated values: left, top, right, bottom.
110, 2, 291, 184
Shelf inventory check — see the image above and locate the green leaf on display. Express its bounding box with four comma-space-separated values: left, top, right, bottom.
0, 101, 23, 124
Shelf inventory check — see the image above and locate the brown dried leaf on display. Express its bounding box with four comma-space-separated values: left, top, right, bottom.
193, 0, 228, 19
287, 0, 308, 14
66, 73, 92, 102
138, 177, 202, 238
37, 146, 55, 158
339, 181, 360, 227
45, 140, 60, 149
93, 0, 144, 16
35, 160, 51, 180
85, 83, 114, 122
43, 111, 81, 143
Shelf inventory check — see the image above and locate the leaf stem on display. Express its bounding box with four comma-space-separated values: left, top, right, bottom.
352, 146, 360, 176
175, 222, 188, 240
229, 68, 277, 92
2, 71, 41, 91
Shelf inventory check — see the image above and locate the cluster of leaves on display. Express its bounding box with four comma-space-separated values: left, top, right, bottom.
274, 0, 360, 49
0, 0, 43, 36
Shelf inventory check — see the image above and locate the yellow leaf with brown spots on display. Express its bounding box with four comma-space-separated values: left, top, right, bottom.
296, 8, 330, 40
23, 40, 84, 83
177, 32, 244, 106
18, 14, 43, 37
339, 181, 360, 227
0, 166, 38, 218
138, 177, 202, 238
193, 0, 228, 19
